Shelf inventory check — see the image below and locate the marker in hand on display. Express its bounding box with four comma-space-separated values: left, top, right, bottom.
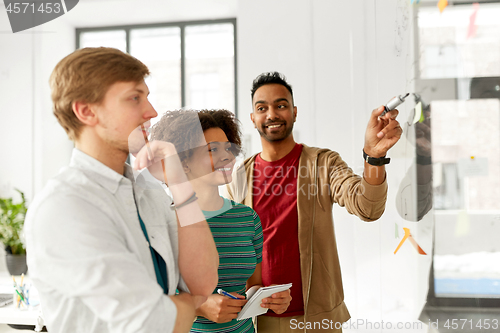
217, 289, 240, 299
380, 93, 410, 117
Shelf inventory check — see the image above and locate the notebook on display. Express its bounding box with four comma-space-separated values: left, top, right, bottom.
237, 283, 292, 320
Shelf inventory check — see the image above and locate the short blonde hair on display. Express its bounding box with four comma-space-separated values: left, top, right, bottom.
50, 47, 150, 141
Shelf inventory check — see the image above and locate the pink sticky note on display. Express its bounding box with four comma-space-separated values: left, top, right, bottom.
467, 3, 480, 39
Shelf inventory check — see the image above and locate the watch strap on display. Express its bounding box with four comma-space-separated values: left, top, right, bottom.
363, 149, 391, 166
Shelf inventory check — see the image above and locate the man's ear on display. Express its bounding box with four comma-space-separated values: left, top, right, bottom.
72, 101, 98, 126
293, 106, 298, 122
250, 112, 256, 128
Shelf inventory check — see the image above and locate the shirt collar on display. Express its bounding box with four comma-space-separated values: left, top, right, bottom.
69, 148, 131, 194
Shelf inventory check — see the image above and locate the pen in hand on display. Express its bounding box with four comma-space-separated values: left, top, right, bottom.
217, 289, 241, 299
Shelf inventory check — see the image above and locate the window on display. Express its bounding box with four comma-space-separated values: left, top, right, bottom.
79, 30, 127, 52
76, 19, 237, 123
418, 4, 500, 79
185, 24, 235, 111
416, 1, 500, 306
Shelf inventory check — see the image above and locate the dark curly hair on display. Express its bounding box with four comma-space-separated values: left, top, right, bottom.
151, 109, 242, 162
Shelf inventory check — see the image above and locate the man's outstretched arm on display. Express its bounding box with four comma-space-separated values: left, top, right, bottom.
328, 106, 401, 221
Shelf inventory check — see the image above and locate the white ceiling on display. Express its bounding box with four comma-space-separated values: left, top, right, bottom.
59, 0, 237, 28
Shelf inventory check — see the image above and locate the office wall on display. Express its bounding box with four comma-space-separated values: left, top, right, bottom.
0, 8, 75, 272
0, 11, 73, 202
237, 0, 429, 326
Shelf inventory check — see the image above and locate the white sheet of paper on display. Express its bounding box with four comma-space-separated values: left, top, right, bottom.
236, 283, 292, 320
457, 157, 488, 178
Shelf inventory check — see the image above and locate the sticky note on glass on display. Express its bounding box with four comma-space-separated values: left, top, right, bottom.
457, 157, 488, 178
455, 210, 470, 237
413, 102, 423, 124
467, 3, 480, 39
438, 0, 448, 13
394, 227, 427, 255
419, 109, 425, 123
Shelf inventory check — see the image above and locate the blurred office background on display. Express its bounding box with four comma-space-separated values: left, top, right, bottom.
1, 0, 500, 331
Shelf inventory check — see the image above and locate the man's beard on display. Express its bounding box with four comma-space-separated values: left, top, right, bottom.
256, 121, 294, 142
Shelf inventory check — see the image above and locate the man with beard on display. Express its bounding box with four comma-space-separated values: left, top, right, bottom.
225, 72, 402, 332
24, 47, 218, 333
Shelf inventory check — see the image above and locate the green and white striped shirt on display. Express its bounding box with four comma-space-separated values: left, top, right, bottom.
191, 197, 263, 333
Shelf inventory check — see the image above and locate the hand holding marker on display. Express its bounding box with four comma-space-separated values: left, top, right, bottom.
380, 93, 410, 117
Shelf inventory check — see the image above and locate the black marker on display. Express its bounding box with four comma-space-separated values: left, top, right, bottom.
380, 93, 410, 117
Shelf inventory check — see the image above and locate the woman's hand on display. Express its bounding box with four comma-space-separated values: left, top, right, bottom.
196, 293, 247, 323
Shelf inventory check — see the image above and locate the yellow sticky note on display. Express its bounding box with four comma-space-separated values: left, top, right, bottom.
438, 0, 448, 13
456, 210, 470, 237
394, 228, 409, 254
394, 228, 427, 255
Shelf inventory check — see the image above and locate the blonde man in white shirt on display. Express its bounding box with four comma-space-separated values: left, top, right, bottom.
24, 47, 218, 333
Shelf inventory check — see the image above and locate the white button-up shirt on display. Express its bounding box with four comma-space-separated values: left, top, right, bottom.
25, 148, 187, 333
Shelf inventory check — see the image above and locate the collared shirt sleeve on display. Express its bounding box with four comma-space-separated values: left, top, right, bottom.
325, 151, 388, 221
25, 193, 177, 333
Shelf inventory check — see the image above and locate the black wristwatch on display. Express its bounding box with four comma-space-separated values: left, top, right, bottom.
363, 149, 391, 166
